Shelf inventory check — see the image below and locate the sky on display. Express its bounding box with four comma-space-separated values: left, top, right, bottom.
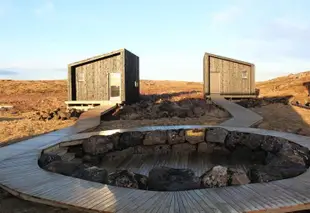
0, 0, 310, 82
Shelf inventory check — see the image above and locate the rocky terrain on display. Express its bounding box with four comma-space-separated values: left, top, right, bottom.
40, 127, 310, 191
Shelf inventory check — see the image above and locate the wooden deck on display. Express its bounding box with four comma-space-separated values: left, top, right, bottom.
1, 101, 310, 212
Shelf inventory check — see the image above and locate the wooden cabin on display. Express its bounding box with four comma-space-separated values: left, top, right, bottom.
66, 48, 139, 110
203, 52, 256, 98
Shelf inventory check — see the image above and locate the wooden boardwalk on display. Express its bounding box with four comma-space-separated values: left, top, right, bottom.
1, 102, 310, 212
211, 95, 263, 127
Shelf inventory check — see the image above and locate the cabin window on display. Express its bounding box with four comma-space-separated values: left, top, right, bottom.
242, 71, 248, 79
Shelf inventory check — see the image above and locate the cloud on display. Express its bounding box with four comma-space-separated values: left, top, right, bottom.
0, 70, 19, 76
35, 0, 54, 16
211, 6, 242, 24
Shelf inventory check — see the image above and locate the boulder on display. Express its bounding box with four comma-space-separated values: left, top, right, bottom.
167, 129, 185, 145
44, 161, 82, 176
266, 154, 307, 178
172, 143, 196, 153
67, 145, 84, 158
197, 142, 210, 153
242, 133, 265, 150
143, 131, 167, 145
104, 147, 134, 161
185, 129, 205, 144
38, 153, 61, 168
117, 131, 144, 150
200, 166, 228, 188
173, 107, 192, 118
83, 134, 119, 155
108, 170, 148, 189
224, 131, 243, 150
205, 128, 228, 144
261, 136, 285, 153
148, 167, 200, 191
73, 166, 108, 183
228, 168, 250, 185
279, 142, 310, 165
193, 107, 205, 117
82, 155, 101, 165
248, 166, 283, 183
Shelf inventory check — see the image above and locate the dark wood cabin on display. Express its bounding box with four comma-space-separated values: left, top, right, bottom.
66, 48, 139, 109
203, 52, 256, 98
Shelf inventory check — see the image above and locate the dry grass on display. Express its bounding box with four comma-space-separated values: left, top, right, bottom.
256, 71, 310, 104
0, 119, 74, 146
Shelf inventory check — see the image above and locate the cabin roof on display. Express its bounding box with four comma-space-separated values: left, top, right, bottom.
69, 48, 126, 67
204, 52, 255, 67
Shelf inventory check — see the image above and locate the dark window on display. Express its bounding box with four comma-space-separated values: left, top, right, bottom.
111, 86, 120, 97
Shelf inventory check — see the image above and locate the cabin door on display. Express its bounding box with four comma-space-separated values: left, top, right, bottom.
109, 73, 121, 101
210, 72, 220, 94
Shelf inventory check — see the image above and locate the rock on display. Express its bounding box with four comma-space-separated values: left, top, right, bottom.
117, 131, 144, 150
134, 173, 148, 189
224, 131, 243, 150
200, 166, 228, 188
67, 145, 84, 158
154, 145, 171, 154
44, 161, 82, 176
228, 168, 250, 185
108, 170, 148, 189
83, 134, 119, 155
248, 166, 283, 183
148, 167, 200, 191
167, 129, 185, 145
266, 154, 307, 178
241, 133, 265, 150
127, 113, 141, 120
193, 107, 205, 117
185, 129, 205, 144
143, 130, 167, 145
197, 142, 209, 153
38, 153, 61, 168
82, 155, 101, 165
58, 111, 69, 120
261, 136, 285, 153
205, 128, 228, 144
134, 146, 154, 155
104, 147, 134, 161
174, 107, 192, 118
73, 166, 108, 183
172, 143, 196, 153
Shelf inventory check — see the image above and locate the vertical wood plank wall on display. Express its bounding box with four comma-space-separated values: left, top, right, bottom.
68, 52, 125, 101
204, 54, 255, 96
124, 50, 140, 103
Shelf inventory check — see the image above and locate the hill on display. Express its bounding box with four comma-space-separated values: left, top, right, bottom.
256, 71, 310, 104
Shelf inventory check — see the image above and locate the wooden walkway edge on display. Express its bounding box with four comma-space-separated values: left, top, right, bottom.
0, 101, 310, 213
211, 95, 263, 127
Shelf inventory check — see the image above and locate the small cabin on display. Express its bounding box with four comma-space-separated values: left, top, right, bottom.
66, 48, 139, 110
203, 52, 256, 98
